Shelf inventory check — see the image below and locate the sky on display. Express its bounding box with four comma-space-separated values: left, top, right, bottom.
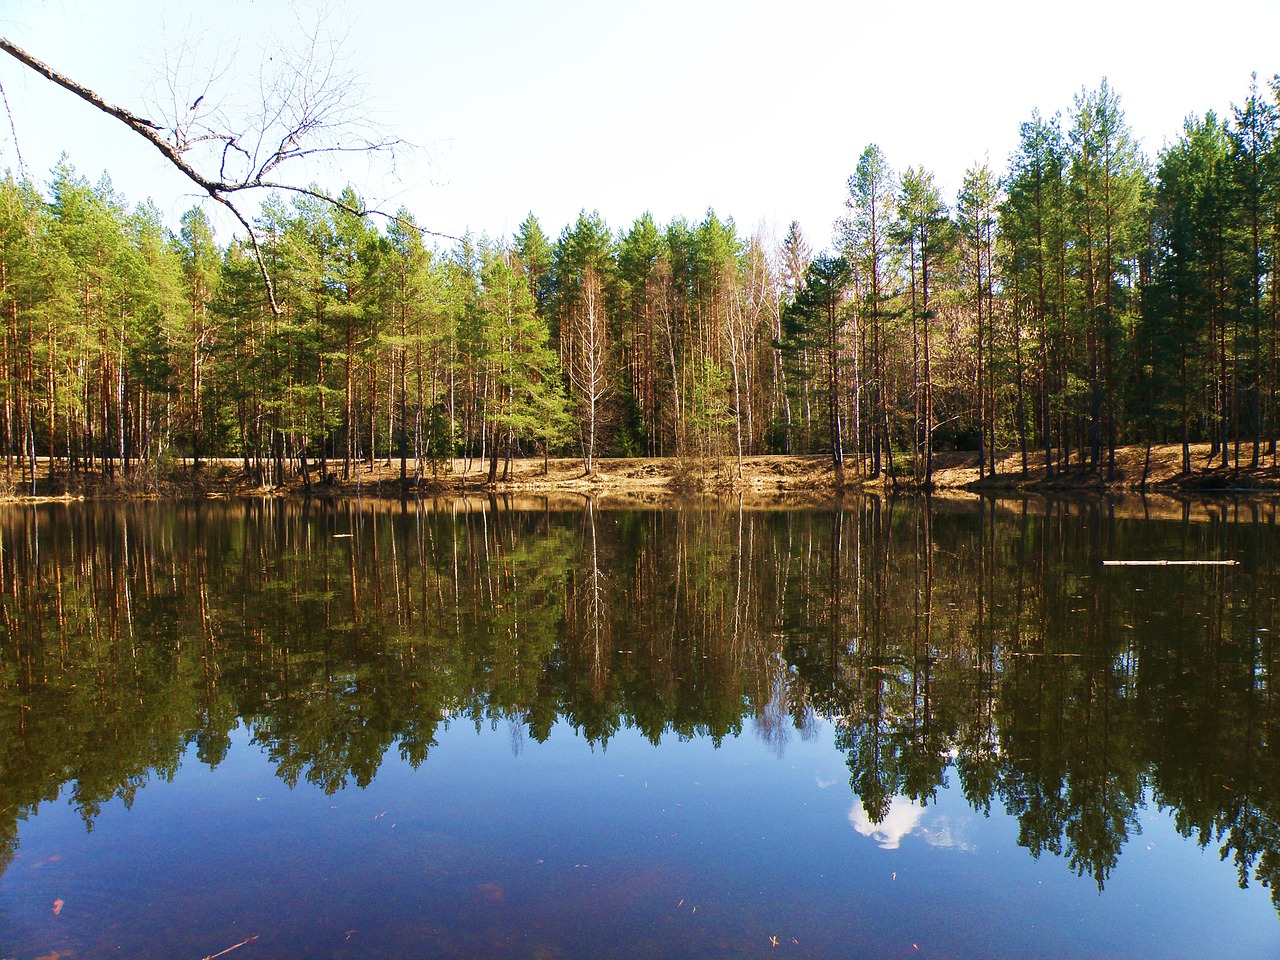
3, 0, 1280, 252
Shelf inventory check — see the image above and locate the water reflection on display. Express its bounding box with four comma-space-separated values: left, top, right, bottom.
1, 495, 1278, 912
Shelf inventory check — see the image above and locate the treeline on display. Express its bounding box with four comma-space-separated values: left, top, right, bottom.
3, 75, 1280, 488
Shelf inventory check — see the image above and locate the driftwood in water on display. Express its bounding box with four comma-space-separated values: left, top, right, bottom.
1102, 559, 1238, 566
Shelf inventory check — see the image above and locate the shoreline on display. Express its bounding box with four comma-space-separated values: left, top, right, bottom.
4, 444, 1280, 506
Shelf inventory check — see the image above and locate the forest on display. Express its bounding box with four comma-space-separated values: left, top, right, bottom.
2, 75, 1280, 490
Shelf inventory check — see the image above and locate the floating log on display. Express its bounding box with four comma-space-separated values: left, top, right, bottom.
203, 937, 259, 960
1102, 559, 1238, 566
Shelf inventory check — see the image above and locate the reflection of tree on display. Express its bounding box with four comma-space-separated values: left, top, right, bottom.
953, 498, 1002, 815
816, 497, 1280, 898
1132, 528, 1280, 908
984, 502, 1147, 886
560, 500, 622, 743
832, 501, 955, 823
0, 499, 798, 831
754, 652, 818, 758
4, 498, 1280, 912
836, 498, 901, 823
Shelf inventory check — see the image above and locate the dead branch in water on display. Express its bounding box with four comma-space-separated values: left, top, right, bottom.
1102, 559, 1238, 566
202, 935, 259, 960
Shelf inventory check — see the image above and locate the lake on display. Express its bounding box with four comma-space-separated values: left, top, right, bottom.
1, 495, 1278, 959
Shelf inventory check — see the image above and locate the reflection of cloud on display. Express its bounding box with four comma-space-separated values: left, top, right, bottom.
848, 800, 975, 852
815, 775, 841, 789
918, 816, 974, 853
849, 796, 925, 849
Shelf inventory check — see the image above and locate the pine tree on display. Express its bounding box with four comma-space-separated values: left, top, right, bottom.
176, 206, 220, 467
1066, 80, 1149, 475
0, 174, 62, 490
895, 166, 952, 487
789, 254, 852, 483
840, 145, 897, 477
384, 209, 435, 481
956, 163, 1002, 477
1001, 112, 1068, 473
774, 221, 811, 453
476, 241, 566, 480
554, 212, 615, 471
1144, 113, 1231, 472
1227, 77, 1278, 464
616, 213, 665, 454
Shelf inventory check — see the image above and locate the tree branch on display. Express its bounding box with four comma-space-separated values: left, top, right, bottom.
0, 34, 457, 312
0, 36, 231, 197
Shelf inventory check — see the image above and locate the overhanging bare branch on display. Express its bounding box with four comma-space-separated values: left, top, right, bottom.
0, 31, 454, 314
0, 36, 229, 196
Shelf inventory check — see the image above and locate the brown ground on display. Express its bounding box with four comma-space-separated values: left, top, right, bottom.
6, 443, 1280, 507
930, 442, 1280, 492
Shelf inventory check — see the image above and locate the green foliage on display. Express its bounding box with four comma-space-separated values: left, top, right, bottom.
6, 69, 1280, 482
477, 240, 572, 462
686, 354, 732, 457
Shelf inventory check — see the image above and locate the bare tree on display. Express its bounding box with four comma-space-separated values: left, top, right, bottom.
0, 10, 415, 313
566, 265, 610, 474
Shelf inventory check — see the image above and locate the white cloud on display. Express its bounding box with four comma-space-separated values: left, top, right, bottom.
849, 796, 925, 850
849, 798, 975, 852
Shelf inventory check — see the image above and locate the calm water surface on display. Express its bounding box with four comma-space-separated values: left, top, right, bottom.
1, 496, 1279, 959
